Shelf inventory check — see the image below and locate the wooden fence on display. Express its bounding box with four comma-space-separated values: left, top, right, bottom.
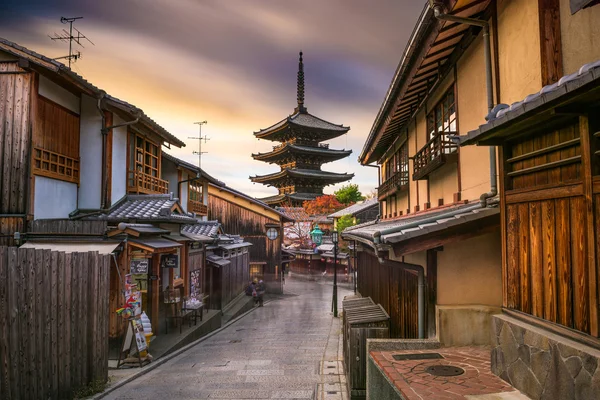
0, 246, 111, 399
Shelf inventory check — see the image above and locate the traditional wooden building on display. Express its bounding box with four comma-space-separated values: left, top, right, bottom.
346, 1, 600, 398
328, 198, 379, 230
250, 52, 354, 206
207, 183, 291, 293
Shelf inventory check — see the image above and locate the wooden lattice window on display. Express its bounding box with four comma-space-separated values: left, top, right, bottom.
189, 180, 202, 202
32, 147, 80, 184
427, 86, 457, 152
133, 135, 160, 178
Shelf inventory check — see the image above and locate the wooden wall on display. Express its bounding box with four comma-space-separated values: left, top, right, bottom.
220, 251, 250, 308
0, 247, 110, 399
33, 95, 80, 159
502, 116, 599, 337
208, 195, 282, 281
0, 62, 32, 216
0, 217, 24, 247
357, 251, 418, 339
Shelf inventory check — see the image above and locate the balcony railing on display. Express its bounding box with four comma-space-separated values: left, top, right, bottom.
32, 147, 80, 184
378, 171, 409, 200
127, 170, 169, 195
188, 199, 208, 216
413, 133, 458, 181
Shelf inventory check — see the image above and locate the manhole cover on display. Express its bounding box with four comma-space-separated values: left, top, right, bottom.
426, 365, 465, 377
393, 353, 443, 361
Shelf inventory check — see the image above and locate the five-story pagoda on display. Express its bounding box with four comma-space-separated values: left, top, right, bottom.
251, 52, 354, 206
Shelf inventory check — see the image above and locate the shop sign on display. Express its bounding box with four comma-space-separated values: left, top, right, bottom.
130, 259, 149, 274
161, 254, 178, 268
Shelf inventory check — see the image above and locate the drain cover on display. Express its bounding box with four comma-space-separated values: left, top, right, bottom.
229, 339, 242, 343
393, 353, 443, 361
426, 365, 465, 377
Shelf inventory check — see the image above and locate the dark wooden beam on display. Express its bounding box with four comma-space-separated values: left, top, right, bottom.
538, 0, 563, 85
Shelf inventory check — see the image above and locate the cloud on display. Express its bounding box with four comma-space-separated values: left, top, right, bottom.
0, 0, 424, 198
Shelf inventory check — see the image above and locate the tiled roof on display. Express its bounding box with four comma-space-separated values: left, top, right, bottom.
0, 37, 185, 148
182, 221, 221, 237
251, 169, 354, 183
462, 59, 600, 145
329, 198, 379, 218
260, 192, 322, 205
209, 184, 292, 221
275, 207, 311, 222
252, 144, 352, 161
342, 200, 499, 246
255, 111, 349, 136
90, 194, 196, 223
162, 152, 223, 185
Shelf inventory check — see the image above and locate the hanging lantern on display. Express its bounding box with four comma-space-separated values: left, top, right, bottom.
310, 224, 323, 246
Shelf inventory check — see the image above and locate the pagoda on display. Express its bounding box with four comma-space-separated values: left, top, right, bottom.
251, 52, 354, 206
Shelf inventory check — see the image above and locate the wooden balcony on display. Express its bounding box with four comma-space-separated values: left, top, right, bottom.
378, 171, 409, 200
188, 199, 208, 216
412, 133, 458, 181
32, 147, 80, 184
127, 170, 169, 194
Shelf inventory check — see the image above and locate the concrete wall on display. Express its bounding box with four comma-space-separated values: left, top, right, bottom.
38, 75, 80, 114
497, 0, 542, 104
111, 114, 127, 204
437, 230, 502, 306
78, 94, 102, 209
456, 32, 493, 203
437, 305, 501, 347
492, 314, 600, 399
559, 0, 600, 75
33, 176, 78, 219
366, 357, 402, 400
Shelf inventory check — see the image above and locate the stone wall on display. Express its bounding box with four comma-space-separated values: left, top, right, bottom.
491, 314, 600, 399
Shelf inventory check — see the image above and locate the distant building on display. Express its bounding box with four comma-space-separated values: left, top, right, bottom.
328, 198, 379, 230
250, 52, 353, 206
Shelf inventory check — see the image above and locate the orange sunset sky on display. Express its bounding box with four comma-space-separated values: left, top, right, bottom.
0, 0, 423, 199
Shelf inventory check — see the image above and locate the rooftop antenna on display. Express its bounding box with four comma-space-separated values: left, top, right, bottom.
48, 16, 94, 68
189, 121, 209, 171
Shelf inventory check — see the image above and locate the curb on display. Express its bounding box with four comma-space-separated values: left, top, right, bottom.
93, 298, 275, 399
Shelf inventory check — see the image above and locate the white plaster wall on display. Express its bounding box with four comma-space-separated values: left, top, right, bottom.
38, 75, 80, 114
181, 180, 189, 214
78, 95, 102, 209
111, 114, 128, 204
34, 176, 77, 219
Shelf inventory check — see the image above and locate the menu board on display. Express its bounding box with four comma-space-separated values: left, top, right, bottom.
190, 269, 201, 299
130, 259, 149, 274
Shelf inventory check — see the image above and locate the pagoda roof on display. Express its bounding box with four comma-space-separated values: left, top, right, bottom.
252, 144, 352, 162
254, 111, 349, 142
250, 169, 354, 185
259, 192, 321, 205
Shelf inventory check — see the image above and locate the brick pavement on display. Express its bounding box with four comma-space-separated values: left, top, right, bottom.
371, 347, 529, 399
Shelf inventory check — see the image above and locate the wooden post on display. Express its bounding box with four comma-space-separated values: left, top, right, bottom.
426, 249, 438, 339
579, 115, 598, 336
151, 253, 160, 335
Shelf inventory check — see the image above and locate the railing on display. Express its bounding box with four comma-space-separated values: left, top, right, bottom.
378, 171, 409, 200
188, 199, 208, 216
127, 170, 169, 194
32, 147, 80, 184
413, 133, 458, 180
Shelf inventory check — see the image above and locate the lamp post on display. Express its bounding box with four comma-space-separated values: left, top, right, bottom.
310, 224, 323, 278
332, 231, 339, 318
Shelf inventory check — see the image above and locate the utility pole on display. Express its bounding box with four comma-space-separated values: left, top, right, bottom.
48, 17, 94, 68
189, 121, 209, 170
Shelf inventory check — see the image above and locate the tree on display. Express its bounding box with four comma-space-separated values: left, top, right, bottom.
303, 195, 344, 216
336, 214, 357, 233
364, 190, 377, 200
335, 184, 365, 205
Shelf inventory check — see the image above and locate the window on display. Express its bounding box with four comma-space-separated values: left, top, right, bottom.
189, 180, 203, 202
426, 87, 457, 154
133, 134, 160, 177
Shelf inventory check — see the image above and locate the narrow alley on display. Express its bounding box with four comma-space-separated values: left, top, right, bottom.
102, 278, 352, 399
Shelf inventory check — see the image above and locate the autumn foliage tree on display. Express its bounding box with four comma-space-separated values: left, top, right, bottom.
303, 195, 345, 216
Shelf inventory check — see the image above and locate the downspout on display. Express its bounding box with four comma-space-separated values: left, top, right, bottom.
429, 2, 497, 207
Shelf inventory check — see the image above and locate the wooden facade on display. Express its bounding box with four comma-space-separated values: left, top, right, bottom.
357, 251, 419, 339
499, 114, 600, 338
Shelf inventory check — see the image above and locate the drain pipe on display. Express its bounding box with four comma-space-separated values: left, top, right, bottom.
429, 2, 497, 206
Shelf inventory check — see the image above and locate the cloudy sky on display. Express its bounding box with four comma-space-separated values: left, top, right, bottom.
0, 0, 424, 199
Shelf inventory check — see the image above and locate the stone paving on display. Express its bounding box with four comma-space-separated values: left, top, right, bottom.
103, 278, 351, 399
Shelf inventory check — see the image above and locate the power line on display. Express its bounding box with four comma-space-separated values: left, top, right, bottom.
48, 16, 94, 68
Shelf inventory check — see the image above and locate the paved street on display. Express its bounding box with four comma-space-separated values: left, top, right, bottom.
104, 278, 351, 399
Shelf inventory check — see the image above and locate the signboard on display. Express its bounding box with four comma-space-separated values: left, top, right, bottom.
130, 259, 149, 274
190, 242, 201, 250
190, 269, 201, 299
161, 254, 178, 268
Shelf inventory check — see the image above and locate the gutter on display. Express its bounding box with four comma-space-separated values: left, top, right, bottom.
429, 1, 497, 207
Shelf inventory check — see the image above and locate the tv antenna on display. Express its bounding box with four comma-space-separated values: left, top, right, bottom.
48, 16, 94, 68
189, 121, 209, 170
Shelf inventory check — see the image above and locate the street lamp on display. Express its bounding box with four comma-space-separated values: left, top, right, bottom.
332, 231, 338, 318
310, 224, 323, 246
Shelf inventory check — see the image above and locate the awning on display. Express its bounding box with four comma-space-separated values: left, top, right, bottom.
20, 241, 121, 255
206, 254, 230, 268
129, 238, 182, 252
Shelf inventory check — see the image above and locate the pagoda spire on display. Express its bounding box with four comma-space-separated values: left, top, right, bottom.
296, 51, 307, 114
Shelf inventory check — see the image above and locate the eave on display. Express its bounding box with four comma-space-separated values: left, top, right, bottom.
250, 169, 354, 185
252, 144, 352, 163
